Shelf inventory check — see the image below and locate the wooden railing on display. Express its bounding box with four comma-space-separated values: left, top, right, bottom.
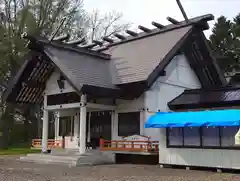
31, 139, 63, 149
99, 139, 159, 154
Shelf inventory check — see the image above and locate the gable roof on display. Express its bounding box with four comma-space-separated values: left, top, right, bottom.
44, 44, 116, 90
3, 14, 227, 104
104, 26, 192, 85
168, 86, 240, 110
3, 42, 122, 104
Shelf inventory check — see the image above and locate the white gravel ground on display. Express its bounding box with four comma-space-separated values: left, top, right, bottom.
0, 156, 239, 181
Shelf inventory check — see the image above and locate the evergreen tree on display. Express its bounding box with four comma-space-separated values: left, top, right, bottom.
209, 14, 240, 83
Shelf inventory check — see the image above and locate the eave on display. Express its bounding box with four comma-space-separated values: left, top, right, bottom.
168, 86, 240, 111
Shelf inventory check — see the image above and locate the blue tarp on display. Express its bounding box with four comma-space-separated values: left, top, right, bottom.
145, 109, 240, 128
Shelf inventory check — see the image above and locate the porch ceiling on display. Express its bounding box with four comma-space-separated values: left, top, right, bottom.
3, 52, 54, 104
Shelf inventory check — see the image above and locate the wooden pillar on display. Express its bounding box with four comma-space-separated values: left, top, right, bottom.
79, 94, 87, 154
42, 94, 49, 153
54, 112, 60, 140
87, 112, 91, 143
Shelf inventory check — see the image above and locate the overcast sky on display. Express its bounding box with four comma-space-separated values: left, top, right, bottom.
83, 0, 240, 37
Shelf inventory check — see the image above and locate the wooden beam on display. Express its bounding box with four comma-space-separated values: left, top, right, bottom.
80, 43, 97, 49
93, 40, 104, 46
22, 81, 45, 89
53, 34, 70, 42
176, 0, 189, 22
152, 21, 165, 29
138, 25, 151, 33
86, 103, 116, 110
102, 36, 114, 43
46, 102, 80, 111
126, 30, 138, 37
94, 47, 109, 52
114, 33, 127, 40
67, 38, 86, 45
166, 17, 179, 24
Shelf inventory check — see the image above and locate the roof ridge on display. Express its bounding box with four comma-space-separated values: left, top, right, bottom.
23, 35, 111, 60
106, 14, 214, 48
41, 39, 111, 60
22, 14, 214, 58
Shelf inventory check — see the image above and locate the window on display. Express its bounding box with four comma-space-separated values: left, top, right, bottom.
183, 127, 201, 146
118, 112, 140, 137
167, 126, 240, 149
202, 127, 220, 146
220, 126, 240, 147
168, 128, 183, 146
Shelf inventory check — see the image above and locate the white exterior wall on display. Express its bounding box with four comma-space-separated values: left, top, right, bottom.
143, 54, 240, 169
144, 54, 201, 141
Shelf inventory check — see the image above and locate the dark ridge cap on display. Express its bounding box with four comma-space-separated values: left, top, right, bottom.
41, 40, 111, 60
25, 35, 111, 60
40, 39, 111, 60
184, 85, 240, 94
107, 14, 214, 48
22, 14, 213, 59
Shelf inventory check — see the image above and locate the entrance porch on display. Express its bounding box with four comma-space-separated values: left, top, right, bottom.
31, 93, 159, 156
36, 94, 115, 154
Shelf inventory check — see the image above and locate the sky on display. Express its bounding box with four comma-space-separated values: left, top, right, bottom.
83, 0, 240, 37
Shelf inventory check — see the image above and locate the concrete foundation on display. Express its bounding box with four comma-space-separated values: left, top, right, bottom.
18, 149, 115, 167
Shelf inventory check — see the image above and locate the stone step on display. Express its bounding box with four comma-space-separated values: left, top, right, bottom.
18, 150, 115, 167
25, 154, 80, 161
18, 156, 77, 167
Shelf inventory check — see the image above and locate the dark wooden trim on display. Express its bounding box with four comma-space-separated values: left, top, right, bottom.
219, 126, 222, 147
182, 127, 185, 145
47, 92, 80, 106
2, 52, 34, 102
81, 85, 123, 99
168, 100, 240, 111
185, 85, 240, 92
2, 51, 48, 103
118, 80, 149, 99
168, 86, 240, 111
182, 34, 210, 86
26, 35, 111, 60
166, 145, 240, 150
182, 28, 224, 88
199, 127, 203, 146
166, 128, 170, 146
199, 31, 227, 86
22, 80, 45, 89
167, 91, 185, 109
107, 14, 214, 48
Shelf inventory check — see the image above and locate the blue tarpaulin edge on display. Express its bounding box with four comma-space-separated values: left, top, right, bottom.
145, 109, 240, 128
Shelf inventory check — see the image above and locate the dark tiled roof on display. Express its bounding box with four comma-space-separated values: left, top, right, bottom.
3, 14, 226, 104
168, 86, 240, 110
104, 26, 192, 84
44, 44, 118, 90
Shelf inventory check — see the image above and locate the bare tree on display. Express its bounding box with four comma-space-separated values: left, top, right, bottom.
86, 10, 131, 42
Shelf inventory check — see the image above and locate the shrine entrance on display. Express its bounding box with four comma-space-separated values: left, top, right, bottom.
88, 111, 111, 148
